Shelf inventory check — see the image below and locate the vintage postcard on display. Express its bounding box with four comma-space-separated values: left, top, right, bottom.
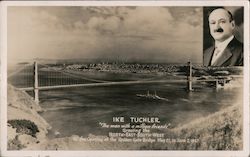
0, 1, 249, 157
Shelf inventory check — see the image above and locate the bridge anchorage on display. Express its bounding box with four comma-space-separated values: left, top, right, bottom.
9, 61, 233, 103
186, 62, 236, 91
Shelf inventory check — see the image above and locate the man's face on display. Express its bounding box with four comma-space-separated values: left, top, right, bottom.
209, 9, 235, 42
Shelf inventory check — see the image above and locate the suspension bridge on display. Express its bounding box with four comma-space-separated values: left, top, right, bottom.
8, 61, 235, 103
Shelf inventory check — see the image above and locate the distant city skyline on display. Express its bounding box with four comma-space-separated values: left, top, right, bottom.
8, 6, 203, 64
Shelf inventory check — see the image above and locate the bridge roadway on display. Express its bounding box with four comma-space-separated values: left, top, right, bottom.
19, 79, 224, 91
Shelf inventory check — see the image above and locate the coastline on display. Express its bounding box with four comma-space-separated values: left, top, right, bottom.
7, 84, 242, 150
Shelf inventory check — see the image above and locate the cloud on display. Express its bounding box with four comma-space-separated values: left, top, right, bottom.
87, 15, 121, 34
122, 7, 174, 35
8, 6, 202, 63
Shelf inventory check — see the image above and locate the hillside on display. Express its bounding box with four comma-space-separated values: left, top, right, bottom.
7, 85, 51, 150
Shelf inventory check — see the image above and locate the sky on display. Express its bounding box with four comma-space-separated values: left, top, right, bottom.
8, 6, 203, 63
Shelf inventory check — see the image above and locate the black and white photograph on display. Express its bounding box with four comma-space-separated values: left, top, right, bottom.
203, 7, 243, 66
0, 1, 249, 157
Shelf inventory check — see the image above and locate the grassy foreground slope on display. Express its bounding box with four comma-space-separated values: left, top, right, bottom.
148, 103, 242, 150
7, 85, 242, 150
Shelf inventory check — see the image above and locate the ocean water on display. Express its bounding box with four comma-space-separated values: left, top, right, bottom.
37, 72, 241, 138
8, 65, 242, 138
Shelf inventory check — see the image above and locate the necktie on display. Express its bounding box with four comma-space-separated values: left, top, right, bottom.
214, 47, 220, 56
211, 47, 220, 65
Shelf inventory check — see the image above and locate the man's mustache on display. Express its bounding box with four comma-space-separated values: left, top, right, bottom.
214, 28, 224, 33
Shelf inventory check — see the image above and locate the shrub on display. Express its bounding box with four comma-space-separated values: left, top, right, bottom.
8, 119, 39, 137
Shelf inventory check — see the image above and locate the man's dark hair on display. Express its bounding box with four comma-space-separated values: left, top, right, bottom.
208, 7, 234, 22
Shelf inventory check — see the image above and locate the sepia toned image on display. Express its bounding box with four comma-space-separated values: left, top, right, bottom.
1, 1, 249, 157
203, 7, 243, 66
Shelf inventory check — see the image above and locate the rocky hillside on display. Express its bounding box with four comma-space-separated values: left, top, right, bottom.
7, 85, 51, 150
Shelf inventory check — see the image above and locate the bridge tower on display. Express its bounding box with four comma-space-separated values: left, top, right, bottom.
187, 61, 193, 91
34, 61, 39, 103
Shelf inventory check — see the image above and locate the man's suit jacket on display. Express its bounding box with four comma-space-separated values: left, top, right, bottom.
203, 37, 243, 66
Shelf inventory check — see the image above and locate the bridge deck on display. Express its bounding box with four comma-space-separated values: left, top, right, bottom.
20, 80, 186, 91
19, 79, 226, 91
